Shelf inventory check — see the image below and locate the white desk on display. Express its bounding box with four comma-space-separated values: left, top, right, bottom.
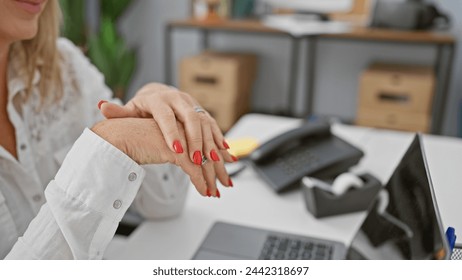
105, 114, 462, 259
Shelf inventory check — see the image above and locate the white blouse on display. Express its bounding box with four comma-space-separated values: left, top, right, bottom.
0, 38, 189, 259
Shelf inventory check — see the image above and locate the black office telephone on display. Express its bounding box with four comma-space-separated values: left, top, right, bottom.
248, 121, 364, 193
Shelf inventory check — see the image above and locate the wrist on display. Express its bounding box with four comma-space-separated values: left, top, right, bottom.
91, 120, 131, 161
91, 118, 173, 166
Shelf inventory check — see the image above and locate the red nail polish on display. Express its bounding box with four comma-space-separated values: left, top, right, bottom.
173, 140, 184, 154
206, 189, 211, 197
97, 100, 108, 110
216, 189, 221, 198
193, 151, 202, 165
231, 155, 239, 162
228, 178, 234, 187
210, 150, 220, 162
223, 140, 230, 149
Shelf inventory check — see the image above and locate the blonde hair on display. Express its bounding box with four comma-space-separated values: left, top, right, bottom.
10, 0, 62, 105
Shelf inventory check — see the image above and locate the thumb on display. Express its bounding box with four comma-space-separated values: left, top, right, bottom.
98, 101, 138, 119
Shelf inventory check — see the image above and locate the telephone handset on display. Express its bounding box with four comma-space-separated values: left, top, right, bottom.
248, 121, 364, 193
250, 122, 331, 163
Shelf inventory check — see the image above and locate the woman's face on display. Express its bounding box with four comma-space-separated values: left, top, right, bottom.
0, 0, 48, 44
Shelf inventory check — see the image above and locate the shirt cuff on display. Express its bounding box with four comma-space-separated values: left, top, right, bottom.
50, 128, 146, 222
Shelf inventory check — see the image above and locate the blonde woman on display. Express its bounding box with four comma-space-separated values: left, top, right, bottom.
0, 0, 234, 259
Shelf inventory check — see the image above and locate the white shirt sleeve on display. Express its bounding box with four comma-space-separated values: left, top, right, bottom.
6, 129, 146, 259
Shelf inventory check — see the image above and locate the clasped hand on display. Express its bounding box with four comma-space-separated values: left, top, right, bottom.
92, 83, 235, 198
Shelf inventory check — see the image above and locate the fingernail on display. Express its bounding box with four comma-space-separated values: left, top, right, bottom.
228, 178, 234, 187
216, 189, 221, 198
231, 155, 239, 162
206, 189, 211, 197
97, 100, 107, 110
210, 150, 220, 162
223, 140, 230, 149
173, 140, 184, 154
193, 151, 202, 165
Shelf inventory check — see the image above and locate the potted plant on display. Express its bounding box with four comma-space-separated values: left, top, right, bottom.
60, 0, 136, 101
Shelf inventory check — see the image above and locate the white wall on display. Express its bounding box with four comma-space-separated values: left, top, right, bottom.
119, 0, 191, 96
120, 0, 462, 136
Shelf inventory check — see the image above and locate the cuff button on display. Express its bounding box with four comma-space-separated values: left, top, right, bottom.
128, 172, 137, 182
113, 200, 122, 209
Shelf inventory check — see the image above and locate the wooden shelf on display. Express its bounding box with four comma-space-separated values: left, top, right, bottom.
323, 26, 455, 44
165, 18, 456, 133
169, 19, 285, 34
169, 19, 456, 44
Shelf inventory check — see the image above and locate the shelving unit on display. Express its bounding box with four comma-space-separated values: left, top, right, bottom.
164, 18, 455, 134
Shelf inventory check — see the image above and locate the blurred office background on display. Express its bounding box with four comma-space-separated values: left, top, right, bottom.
63, 0, 462, 136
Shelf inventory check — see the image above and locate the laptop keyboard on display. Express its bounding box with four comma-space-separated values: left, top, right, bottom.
259, 235, 334, 260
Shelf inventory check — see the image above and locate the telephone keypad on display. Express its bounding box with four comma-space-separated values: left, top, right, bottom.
276, 147, 320, 176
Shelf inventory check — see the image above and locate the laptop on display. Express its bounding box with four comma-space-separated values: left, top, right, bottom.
193, 134, 451, 260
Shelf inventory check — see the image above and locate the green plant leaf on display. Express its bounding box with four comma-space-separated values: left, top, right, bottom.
100, 17, 117, 49
88, 35, 114, 87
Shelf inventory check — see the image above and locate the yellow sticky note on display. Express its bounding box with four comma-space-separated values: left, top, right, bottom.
227, 137, 260, 158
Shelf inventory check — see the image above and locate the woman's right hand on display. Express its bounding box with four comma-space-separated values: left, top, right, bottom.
91, 118, 232, 197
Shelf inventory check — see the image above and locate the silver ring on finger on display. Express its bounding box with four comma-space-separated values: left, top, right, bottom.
201, 155, 208, 165
194, 105, 207, 114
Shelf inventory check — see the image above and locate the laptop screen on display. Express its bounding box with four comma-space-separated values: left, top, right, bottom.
347, 135, 450, 260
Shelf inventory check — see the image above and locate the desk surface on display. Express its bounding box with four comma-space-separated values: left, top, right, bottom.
169, 19, 455, 44
106, 114, 462, 259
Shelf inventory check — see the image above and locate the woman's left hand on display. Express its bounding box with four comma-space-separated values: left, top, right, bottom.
92, 117, 232, 197
99, 83, 235, 166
